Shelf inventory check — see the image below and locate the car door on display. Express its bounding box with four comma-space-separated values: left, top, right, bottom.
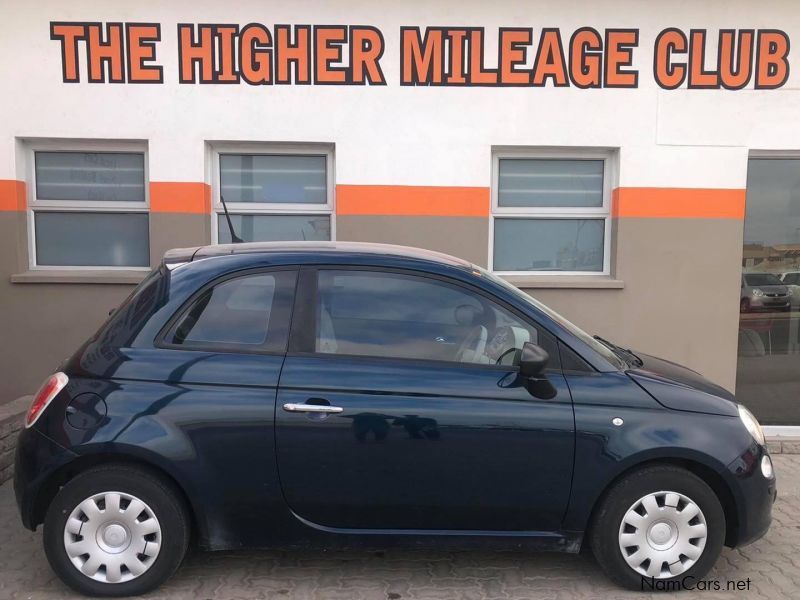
275, 267, 575, 532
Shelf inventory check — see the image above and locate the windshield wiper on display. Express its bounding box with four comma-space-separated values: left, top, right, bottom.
593, 335, 644, 368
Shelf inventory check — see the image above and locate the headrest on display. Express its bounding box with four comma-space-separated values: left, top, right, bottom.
455, 304, 482, 325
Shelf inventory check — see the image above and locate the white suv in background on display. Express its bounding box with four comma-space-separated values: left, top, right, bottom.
779, 272, 800, 307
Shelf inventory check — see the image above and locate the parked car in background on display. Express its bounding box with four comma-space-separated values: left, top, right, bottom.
740, 273, 791, 312
779, 271, 800, 307
15, 243, 775, 596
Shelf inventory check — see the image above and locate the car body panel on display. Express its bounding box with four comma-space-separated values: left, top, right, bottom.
276, 354, 575, 532
626, 352, 739, 417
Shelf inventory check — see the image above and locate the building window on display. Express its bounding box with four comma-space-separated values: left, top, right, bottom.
736, 155, 800, 425
28, 145, 150, 269
490, 150, 612, 275
212, 145, 333, 243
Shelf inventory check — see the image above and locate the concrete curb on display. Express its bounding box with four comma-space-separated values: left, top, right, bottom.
766, 437, 800, 455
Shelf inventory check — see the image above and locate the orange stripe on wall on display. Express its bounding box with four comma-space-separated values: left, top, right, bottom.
613, 187, 746, 219
150, 182, 211, 214
0, 179, 26, 211
337, 185, 489, 217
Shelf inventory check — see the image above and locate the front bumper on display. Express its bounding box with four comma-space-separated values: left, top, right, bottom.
750, 296, 790, 310
726, 442, 777, 546
14, 426, 76, 531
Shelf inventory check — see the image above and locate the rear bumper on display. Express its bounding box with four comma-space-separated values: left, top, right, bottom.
13, 426, 76, 531
726, 443, 776, 547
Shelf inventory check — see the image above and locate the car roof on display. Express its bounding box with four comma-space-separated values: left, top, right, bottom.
164, 241, 474, 269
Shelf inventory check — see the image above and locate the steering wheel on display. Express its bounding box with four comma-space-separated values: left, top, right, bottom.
456, 325, 488, 363
494, 347, 519, 366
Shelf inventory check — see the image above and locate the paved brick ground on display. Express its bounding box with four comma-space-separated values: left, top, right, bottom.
1, 456, 797, 599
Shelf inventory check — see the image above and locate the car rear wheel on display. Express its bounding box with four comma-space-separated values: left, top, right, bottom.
589, 465, 725, 591
43, 464, 189, 597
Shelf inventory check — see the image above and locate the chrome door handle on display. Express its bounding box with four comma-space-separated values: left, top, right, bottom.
282, 403, 343, 414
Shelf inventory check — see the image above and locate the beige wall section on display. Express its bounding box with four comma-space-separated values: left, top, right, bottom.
1, 211, 211, 402
527, 218, 744, 391
0, 212, 137, 402
336, 215, 489, 267
149, 212, 211, 267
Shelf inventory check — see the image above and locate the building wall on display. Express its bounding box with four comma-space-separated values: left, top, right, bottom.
1, 0, 799, 401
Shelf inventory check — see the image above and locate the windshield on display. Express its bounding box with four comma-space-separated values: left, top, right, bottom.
475, 267, 627, 370
745, 273, 783, 286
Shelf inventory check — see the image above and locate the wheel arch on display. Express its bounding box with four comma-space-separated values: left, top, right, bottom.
31, 452, 206, 547
584, 457, 740, 548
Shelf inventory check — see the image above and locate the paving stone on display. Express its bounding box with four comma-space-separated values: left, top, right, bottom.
0, 456, 797, 599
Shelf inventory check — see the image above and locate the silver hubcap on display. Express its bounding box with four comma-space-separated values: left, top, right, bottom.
63, 491, 162, 584
618, 490, 708, 578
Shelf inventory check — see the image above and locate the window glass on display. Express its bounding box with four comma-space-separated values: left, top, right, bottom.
498, 159, 604, 208
35, 152, 145, 202
493, 218, 605, 272
737, 158, 800, 425
316, 270, 553, 367
218, 214, 330, 243
219, 154, 327, 203
166, 271, 296, 351
34, 212, 149, 267
477, 266, 624, 369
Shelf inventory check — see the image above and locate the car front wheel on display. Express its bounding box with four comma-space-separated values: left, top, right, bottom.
43, 464, 189, 597
589, 465, 725, 591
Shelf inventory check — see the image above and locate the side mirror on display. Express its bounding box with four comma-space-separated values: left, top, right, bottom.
519, 342, 557, 400
519, 342, 549, 378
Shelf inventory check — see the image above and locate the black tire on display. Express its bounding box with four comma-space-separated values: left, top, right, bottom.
43, 464, 190, 597
589, 465, 725, 592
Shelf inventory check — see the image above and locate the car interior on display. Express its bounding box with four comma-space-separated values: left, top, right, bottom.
315, 271, 536, 366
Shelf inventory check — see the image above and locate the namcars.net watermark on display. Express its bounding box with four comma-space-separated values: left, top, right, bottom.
642, 576, 752, 592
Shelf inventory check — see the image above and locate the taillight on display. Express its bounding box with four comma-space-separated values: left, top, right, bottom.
25, 372, 68, 428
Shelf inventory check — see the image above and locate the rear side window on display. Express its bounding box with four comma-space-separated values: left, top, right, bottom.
163, 270, 296, 352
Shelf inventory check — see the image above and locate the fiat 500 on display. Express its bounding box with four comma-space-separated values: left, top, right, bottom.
15, 242, 775, 596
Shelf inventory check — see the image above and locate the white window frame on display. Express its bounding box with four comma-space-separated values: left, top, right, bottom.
489, 147, 613, 276
210, 142, 335, 244
26, 139, 150, 271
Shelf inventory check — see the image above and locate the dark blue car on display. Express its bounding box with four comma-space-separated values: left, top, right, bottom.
14, 242, 775, 595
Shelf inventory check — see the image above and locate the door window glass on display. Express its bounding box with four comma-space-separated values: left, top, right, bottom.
165, 270, 296, 352
316, 270, 554, 367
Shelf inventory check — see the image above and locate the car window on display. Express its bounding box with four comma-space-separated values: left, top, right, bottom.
744, 273, 782, 286
476, 266, 625, 370
316, 270, 556, 367
164, 270, 296, 351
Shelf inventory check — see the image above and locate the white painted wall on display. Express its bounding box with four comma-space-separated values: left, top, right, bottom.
0, 0, 797, 187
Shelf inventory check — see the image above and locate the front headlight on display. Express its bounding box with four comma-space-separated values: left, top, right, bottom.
752, 289, 765, 297
738, 404, 765, 446
788, 288, 794, 296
